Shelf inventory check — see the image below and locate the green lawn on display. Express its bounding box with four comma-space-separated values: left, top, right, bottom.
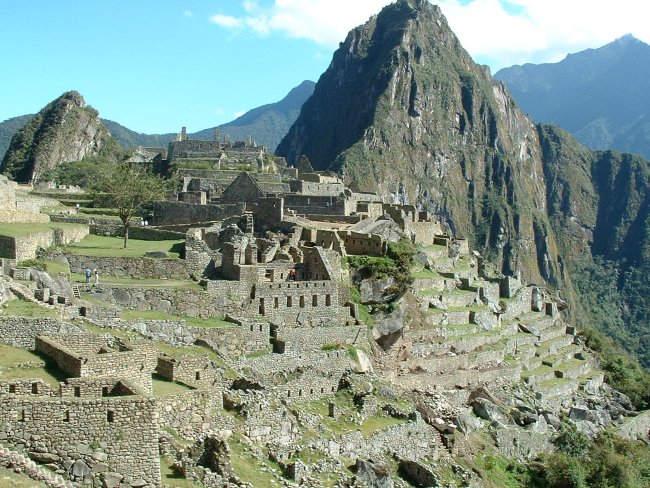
152, 374, 193, 396
77, 277, 202, 289
160, 456, 202, 487
120, 309, 234, 328
60, 234, 184, 258
0, 222, 86, 237
0, 344, 67, 388
1, 298, 58, 318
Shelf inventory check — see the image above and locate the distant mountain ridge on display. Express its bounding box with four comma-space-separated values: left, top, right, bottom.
495, 34, 650, 159
0, 80, 315, 160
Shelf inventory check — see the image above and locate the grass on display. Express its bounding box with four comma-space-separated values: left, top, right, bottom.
77, 277, 202, 289
229, 434, 280, 487
0, 343, 67, 388
0, 298, 58, 318
0, 222, 86, 237
60, 234, 184, 258
152, 374, 193, 396
0, 466, 48, 488
297, 392, 407, 438
120, 309, 234, 328
160, 455, 202, 487
411, 268, 441, 279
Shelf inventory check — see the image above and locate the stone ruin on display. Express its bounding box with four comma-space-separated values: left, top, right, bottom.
0, 154, 646, 487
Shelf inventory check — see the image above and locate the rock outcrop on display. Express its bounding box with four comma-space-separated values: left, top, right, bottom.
0, 91, 109, 183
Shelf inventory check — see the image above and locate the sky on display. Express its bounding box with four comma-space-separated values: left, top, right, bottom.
1, 0, 648, 134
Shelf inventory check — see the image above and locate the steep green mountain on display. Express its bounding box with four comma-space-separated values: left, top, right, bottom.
276, 0, 650, 365
0, 114, 33, 162
277, 0, 564, 287
0, 91, 115, 183
193, 80, 315, 151
495, 35, 650, 159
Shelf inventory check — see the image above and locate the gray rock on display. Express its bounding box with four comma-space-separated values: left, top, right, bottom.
353, 458, 393, 488
428, 297, 447, 311
372, 306, 405, 350
612, 390, 633, 410
31, 269, 73, 299
511, 407, 538, 426
72, 459, 91, 477
531, 286, 543, 312
471, 310, 498, 330
359, 276, 398, 304
28, 451, 60, 463
112, 289, 131, 306
454, 410, 483, 434
472, 398, 508, 424
144, 251, 169, 258
542, 411, 562, 430
350, 349, 374, 374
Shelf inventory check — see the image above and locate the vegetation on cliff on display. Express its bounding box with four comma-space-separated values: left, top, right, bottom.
0, 91, 116, 183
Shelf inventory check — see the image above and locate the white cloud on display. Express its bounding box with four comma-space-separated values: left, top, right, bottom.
209, 0, 649, 70
183, 10, 193, 18
234, 110, 246, 118
210, 14, 244, 29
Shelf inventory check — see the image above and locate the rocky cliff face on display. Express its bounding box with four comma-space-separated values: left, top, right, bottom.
0, 91, 107, 183
277, 0, 562, 286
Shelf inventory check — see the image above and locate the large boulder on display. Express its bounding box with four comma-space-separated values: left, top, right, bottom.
350, 349, 374, 374
31, 269, 73, 299
372, 306, 406, 350
359, 276, 398, 304
353, 459, 393, 488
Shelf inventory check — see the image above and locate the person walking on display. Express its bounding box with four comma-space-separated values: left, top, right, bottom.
94, 269, 99, 285
84, 268, 92, 286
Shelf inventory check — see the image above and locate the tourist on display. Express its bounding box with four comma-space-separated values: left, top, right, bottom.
84, 268, 92, 285
94, 269, 99, 285
289, 268, 296, 281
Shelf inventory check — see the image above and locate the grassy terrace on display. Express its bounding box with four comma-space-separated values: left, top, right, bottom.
152, 374, 193, 396
120, 309, 234, 329
60, 235, 185, 258
0, 222, 86, 237
297, 391, 407, 438
0, 298, 58, 318
160, 456, 202, 487
0, 343, 67, 388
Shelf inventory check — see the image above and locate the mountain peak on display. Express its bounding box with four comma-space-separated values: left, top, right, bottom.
0, 90, 108, 182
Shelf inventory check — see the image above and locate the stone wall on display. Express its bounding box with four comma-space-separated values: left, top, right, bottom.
35, 335, 155, 394
279, 325, 365, 353
195, 324, 270, 359
0, 395, 160, 486
156, 355, 222, 389
94, 285, 227, 318
338, 231, 386, 256
251, 280, 343, 326
0, 317, 83, 349
283, 194, 347, 216
156, 389, 223, 436
0, 225, 88, 261
62, 254, 191, 280
153, 201, 245, 226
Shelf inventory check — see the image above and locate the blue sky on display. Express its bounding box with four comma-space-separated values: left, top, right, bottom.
1, 0, 647, 134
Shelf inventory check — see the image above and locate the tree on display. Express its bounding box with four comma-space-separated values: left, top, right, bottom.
93, 162, 167, 248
